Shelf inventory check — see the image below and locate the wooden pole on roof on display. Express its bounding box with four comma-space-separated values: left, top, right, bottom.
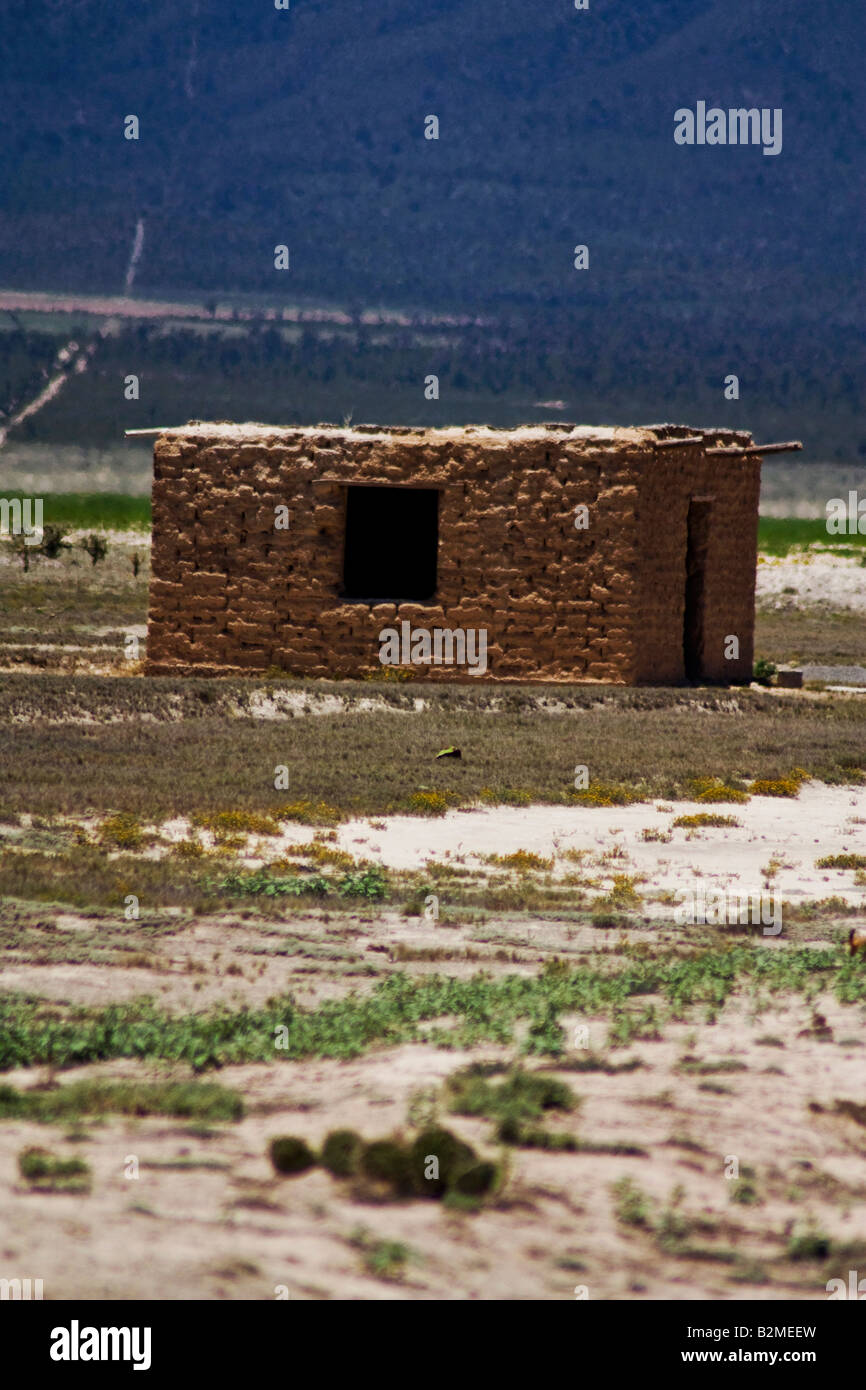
124, 427, 180, 436
706, 440, 802, 457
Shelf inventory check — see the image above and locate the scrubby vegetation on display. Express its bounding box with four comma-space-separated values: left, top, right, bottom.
267, 1122, 498, 1205
0, 1078, 243, 1122
18, 1147, 91, 1193
447, 1064, 577, 1148
1, 943, 863, 1074
673, 814, 740, 829
687, 778, 750, 805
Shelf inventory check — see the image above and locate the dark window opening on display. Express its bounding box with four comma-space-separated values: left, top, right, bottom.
683, 498, 712, 680
342, 486, 439, 600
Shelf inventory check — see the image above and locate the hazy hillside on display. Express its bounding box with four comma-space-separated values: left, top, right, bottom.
1, 0, 863, 456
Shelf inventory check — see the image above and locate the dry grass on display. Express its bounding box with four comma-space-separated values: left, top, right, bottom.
0, 541, 149, 669
0, 678, 864, 821
756, 605, 866, 667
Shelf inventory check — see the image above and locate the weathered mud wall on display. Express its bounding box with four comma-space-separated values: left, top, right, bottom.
634, 426, 761, 683
145, 422, 760, 684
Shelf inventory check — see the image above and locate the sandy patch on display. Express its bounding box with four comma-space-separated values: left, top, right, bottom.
241, 690, 420, 720
137, 784, 866, 922
756, 553, 866, 611
326, 783, 866, 911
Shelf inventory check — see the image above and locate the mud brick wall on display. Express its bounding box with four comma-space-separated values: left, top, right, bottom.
145, 422, 761, 684
634, 426, 761, 683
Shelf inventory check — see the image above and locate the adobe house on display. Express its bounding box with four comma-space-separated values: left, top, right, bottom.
143, 421, 783, 684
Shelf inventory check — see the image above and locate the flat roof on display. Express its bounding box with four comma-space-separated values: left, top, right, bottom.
135, 421, 752, 446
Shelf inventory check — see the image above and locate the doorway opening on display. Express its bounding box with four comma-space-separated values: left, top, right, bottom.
683, 498, 712, 680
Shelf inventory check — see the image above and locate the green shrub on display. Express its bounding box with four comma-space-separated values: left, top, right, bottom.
787, 1223, 832, 1260
349, 1227, 413, 1280
407, 790, 452, 816
364, 1238, 411, 1278
673, 814, 740, 829
507, 1125, 578, 1151
288, 842, 356, 869
687, 778, 750, 804
338, 867, 388, 900
750, 778, 801, 798
0, 1078, 242, 1123
479, 786, 535, 807
447, 1065, 575, 1147
655, 1198, 690, 1252
452, 1160, 498, 1197
274, 800, 343, 826
591, 911, 631, 929
730, 1179, 761, 1206
219, 870, 330, 898
320, 1129, 364, 1177
753, 658, 777, 686
570, 782, 641, 807
489, 850, 552, 872
269, 1136, 316, 1175
196, 810, 280, 837
360, 1139, 415, 1196
612, 1176, 651, 1228
18, 1147, 91, 1192
172, 838, 204, 859
522, 1005, 566, 1057
598, 873, 642, 908
99, 813, 143, 849
408, 1126, 476, 1197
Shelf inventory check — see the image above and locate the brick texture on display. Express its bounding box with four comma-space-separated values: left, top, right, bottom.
145, 422, 761, 684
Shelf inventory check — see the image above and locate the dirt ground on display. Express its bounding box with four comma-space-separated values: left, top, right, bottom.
1, 924, 865, 1301
1, 804, 865, 1301
2, 540, 865, 1301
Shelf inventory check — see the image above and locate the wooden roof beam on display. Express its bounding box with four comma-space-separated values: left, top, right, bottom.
706, 440, 802, 457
